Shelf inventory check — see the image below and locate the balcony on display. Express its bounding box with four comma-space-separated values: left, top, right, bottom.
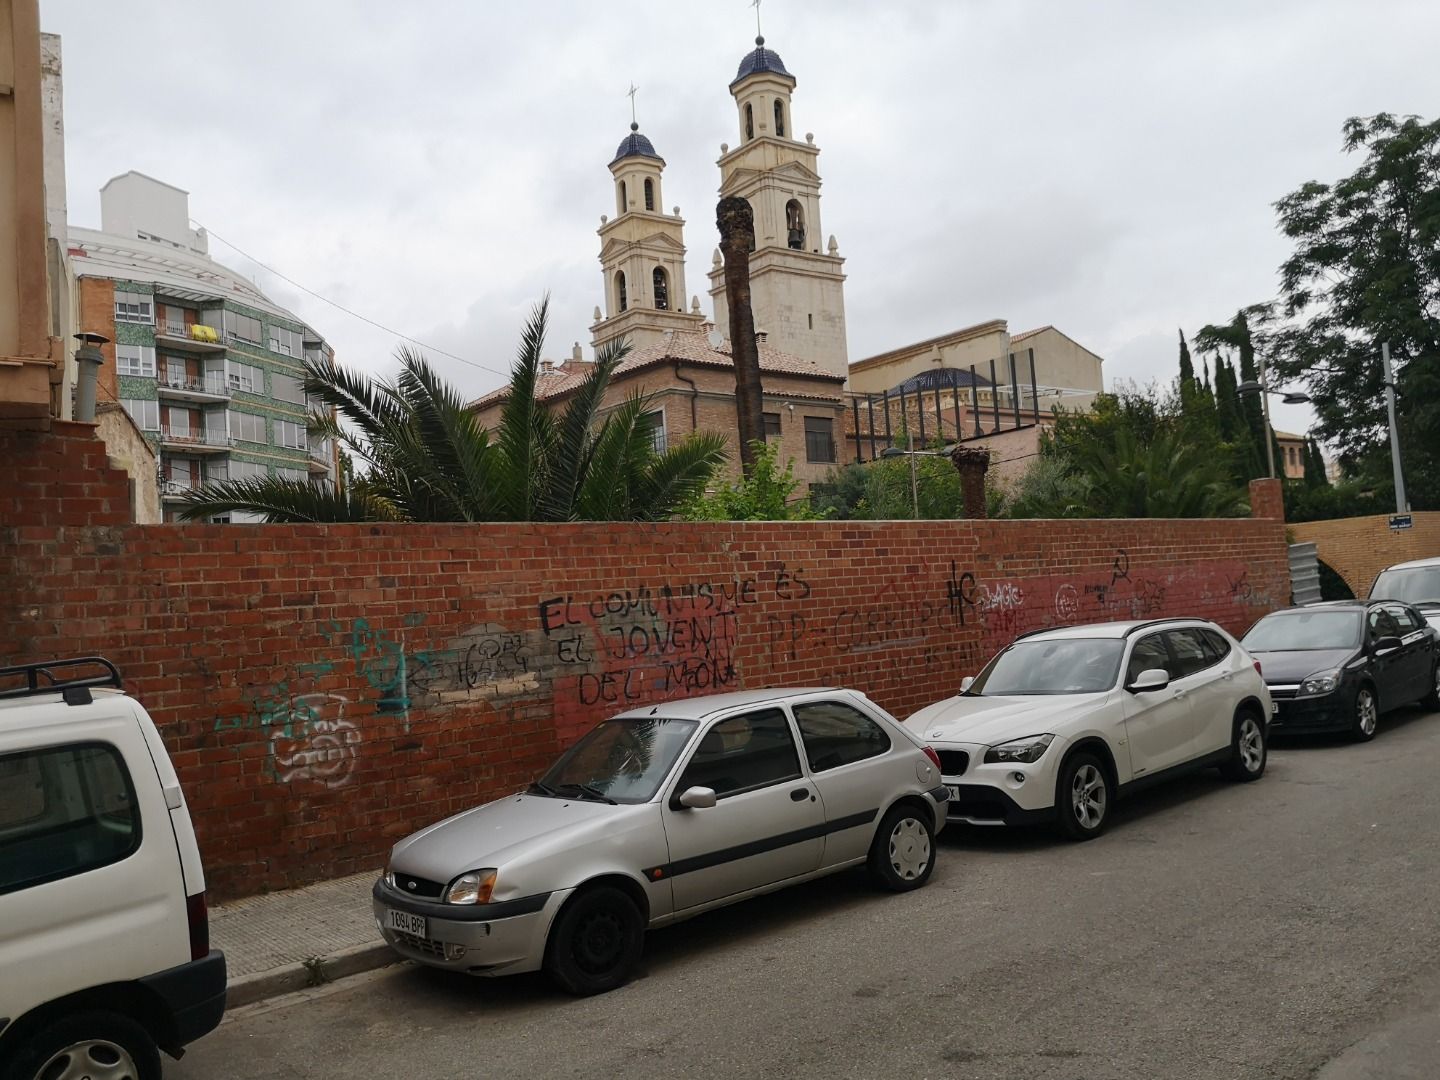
159, 427, 232, 454
159, 479, 203, 502
307, 441, 334, 474
156, 373, 230, 404
154, 323, 226, 353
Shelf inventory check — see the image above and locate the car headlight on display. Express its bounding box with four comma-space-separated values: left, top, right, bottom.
444, 869, 498, 905
1298, 671, 1340, 697
983, 734, 1055, 765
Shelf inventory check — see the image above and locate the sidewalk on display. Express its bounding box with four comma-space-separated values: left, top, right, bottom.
211, 869, 397, 1007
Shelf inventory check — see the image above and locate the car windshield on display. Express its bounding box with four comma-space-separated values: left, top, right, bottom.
967, 638, 1125, 696
535, 717, 698, 804
1371, 567, 1440, 606
1242, 610, 1361, 651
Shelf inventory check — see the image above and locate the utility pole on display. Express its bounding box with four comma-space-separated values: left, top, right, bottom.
716, 195, 766, 475
1381, 342, 1408, 513
906, 430, 918, 518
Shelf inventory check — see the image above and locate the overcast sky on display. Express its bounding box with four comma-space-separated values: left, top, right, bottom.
41, 0, 1440, 438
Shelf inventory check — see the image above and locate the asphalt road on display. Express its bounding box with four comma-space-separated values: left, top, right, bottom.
176, 704, 1440, 1080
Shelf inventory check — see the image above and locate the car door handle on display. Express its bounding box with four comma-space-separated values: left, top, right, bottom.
1175, 690, 1188, 699
790, 787, 810, 802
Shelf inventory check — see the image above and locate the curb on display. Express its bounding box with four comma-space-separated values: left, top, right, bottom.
226, 940, 398, 1009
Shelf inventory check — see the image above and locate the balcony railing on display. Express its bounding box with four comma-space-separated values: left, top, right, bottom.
160, 479, 201, 498
158, 373, 230, 398
160, 427, 233, 448
156, 323, 224, 346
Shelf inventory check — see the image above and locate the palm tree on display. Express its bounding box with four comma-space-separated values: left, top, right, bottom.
180, 299, 728, 523
1064, 427, 1248, 518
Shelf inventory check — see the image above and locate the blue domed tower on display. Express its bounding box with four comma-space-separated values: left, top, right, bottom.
592, 122, 705, 351
709, 35, 849, 380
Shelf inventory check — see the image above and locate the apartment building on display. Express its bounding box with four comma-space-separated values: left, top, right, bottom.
70, 172, 336, 521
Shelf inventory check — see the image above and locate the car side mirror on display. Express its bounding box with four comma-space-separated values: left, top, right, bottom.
959, 676, 975, 693
1126, 668, 1170, 694
677, 786, 717, 810
1372, 635, 1403, 656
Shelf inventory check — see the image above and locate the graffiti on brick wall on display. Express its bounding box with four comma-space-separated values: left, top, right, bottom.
270, 693, 361, 788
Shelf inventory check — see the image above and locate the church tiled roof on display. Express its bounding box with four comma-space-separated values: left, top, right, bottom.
468, 327, 844, 412
731, 37, 793, 87
610, 125, 663, 166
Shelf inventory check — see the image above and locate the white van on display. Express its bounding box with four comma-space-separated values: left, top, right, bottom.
0, 658, 226, 1080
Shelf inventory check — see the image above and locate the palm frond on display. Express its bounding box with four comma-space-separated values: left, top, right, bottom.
539, 335, 630, 520
178, 478, 400, 523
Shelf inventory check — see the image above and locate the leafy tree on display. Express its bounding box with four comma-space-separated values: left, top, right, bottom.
681, 440, 825, 520
1267, 113, 1440, 509
812, 448, 965, 520
181, 299, 727, 523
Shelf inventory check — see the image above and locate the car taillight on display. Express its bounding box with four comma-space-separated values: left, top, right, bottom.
1253, 660, 1263, 676
923, 746, 942, 771
187, 891, 210, 961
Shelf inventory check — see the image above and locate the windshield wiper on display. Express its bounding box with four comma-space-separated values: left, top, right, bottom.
527, 780, 562, 798
556, 782, 618, 805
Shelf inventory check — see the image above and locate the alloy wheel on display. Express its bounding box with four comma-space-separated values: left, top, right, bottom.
888, 817, 931, 880
1071, 764, 1107, 829
1238, 716, 1264, 772
1356, 688, 1378, 736
34, 1039, 139, 1080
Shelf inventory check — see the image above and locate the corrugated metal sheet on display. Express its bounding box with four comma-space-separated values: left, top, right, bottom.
1290, 542, 1322, 606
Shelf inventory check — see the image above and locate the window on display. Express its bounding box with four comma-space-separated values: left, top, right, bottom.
644, 178, 655, 212
1126, 634, 1170, 684
223, 311, 263, 345
539, 717, 699, 804
762, 411, 782, 439
676, 709, 801, 799
1384, 605, 1419, 635
113, 290, 153, 324
271, 372, 305, 404
638, 409, 666, 454
275, 466, 307, 483
653, 266, 669, 310
115, 344, 156, 378
269, 326, 302, 357
227, 361, 264, 394
229, 459, 268, 482
1368, 606, 1403, 640
158, 303, 194, 336
120, 398, 159, 431
0, 744, 141, 896
745, 103, 754, 141
804, 416, 836, 463
786, 199, 806, 250
618, 180, 628, 215
616, 271, 628, 313
231, 410, 267, 444
275, 419, 307, 450
971, 639, 1125, 696
792, 701, 891, 772
773, 99, 786, 138
1199, 629, 1233, 664
1164, 629, 1215, 678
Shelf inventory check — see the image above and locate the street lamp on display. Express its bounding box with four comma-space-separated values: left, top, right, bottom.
880, 436, 954, 519
1237, 351, 1310, 479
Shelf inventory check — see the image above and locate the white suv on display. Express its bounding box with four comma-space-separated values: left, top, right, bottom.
0, 658, 226, 1080
904, 619, 1272, 840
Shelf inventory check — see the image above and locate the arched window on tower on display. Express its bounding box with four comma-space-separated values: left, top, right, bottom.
618, 181, 627, 215
644, 178, 655, 212
616, 271, 628, 313
653, 267, 669, 311
745, 103, 754, 141
774, 99, 786, 138
786, 199, 806, 251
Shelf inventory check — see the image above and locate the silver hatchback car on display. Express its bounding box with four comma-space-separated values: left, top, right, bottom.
373, 688, 948, 994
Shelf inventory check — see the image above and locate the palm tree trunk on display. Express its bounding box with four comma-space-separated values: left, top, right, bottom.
951, 445, 991, 519
717, 195, 766, 475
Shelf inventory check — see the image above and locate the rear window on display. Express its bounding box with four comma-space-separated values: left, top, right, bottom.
0, 743, 141, 896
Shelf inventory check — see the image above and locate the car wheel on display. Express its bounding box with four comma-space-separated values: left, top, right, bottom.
1351, 684, 1380, 742
1219, 709, 1267, 781
1055, 752, 1112, 841
543, 885, 644, 996
2, 1010, 160, 1080
1421, 664, 1440, 710
867, 804, 936, 892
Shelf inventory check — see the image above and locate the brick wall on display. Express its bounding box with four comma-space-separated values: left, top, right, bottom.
1, 428, 1292, 899
1291, 511, 1440, 596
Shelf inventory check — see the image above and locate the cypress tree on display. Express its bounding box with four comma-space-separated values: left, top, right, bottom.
1304, 438, 1330, 488
1178, 329, 1196, 387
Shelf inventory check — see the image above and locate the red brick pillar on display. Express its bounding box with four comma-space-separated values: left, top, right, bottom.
1249, 477, 1284, 522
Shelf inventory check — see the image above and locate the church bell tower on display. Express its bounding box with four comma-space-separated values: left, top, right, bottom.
708, 35, 848, 380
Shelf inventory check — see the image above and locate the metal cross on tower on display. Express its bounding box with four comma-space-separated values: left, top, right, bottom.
626, 83, 639, 126
751, 0, 763, 37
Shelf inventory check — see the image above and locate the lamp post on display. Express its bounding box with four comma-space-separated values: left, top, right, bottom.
1237, 363, 1310, 479
1381, 342, 1408, 513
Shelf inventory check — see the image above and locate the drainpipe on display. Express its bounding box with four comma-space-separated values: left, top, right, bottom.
673, 361, 699, 430
73, 331, 109, 422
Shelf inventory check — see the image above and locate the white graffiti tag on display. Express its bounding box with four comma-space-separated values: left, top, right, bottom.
270, 693, 361, 788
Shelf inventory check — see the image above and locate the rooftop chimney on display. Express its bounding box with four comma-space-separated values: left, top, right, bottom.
540, 359, 554, 374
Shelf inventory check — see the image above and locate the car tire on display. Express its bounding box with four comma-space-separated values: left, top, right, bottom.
1, 1010, 161, 1080
543, 885, 644, 996
1351, 684, 1380, 742
1219, 709, 1267, 781
867, 803, 936, 892
1421, 664, 1440, 710
1055, 751, 1112, 841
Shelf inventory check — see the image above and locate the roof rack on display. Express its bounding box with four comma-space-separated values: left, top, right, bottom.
0, 657, 123, 702
1121, 617, 1205, 637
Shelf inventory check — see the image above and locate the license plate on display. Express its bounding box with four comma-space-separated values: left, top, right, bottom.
385, 908, 427, 938
945, 784, 961, 801
1271, 701, 1279, 714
